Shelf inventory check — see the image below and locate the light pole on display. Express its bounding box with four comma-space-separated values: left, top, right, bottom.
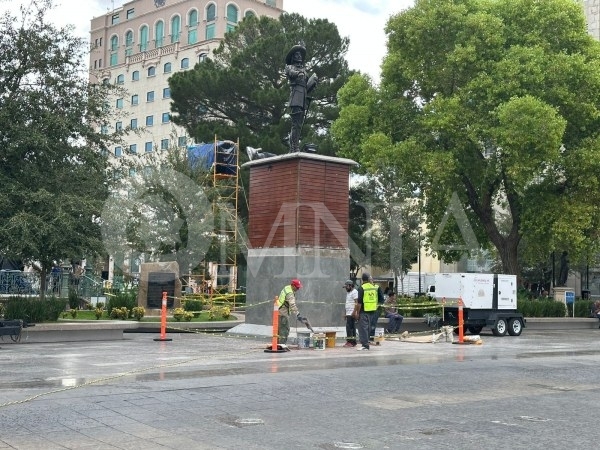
418, 229, 422, 296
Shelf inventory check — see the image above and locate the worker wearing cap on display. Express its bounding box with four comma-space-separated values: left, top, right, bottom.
343, 279, 359, 347
278, 278, 304, 345
355, 272, 381, 350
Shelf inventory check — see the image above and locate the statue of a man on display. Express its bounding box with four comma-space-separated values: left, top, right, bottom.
285, 43, 317, 153
558, 251, 569, 286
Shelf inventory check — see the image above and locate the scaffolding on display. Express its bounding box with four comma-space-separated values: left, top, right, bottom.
183, 136, 240, 303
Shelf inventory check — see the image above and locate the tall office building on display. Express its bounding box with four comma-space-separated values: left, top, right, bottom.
584, 0, 600, 40
89, 0, 283, 160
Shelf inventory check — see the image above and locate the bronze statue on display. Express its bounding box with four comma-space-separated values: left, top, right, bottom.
285, 43, 318, 153
558, 251, 569, 286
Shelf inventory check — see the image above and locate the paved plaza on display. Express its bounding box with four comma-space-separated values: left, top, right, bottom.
1, 328, 600, 449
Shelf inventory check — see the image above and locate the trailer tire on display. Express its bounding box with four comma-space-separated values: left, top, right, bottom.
507, 318, 523, 336
492, 318, 507, 337
468, 326, 483, 334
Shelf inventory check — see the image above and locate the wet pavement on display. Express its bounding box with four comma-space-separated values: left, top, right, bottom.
1, 328, 600, 449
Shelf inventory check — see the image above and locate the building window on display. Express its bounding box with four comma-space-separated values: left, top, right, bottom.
110, 35, 119, 66
132, 70, 140, 81
162, 112, 170, 123
188, 10, 198, 44
116, 98, 123, 109
245, 11, 256, 19
115, 121, 122, 132
146, 115, 153, 126
111, 14, 119, 25
147, 66, 156, 77
206, 23, 215, 40
146, 91, 154, 102
100, 124, 108, 134
163, 62, 171, 73
178, 136, 187, 147
162, 87, 170, 98
206, 4, 216, 21
116, 74, 124, 84
140, 25, 149, 52
198, 53, 208, 63
126, 8, 134, 20
102, 78, 109, 86
155, 20, 164, 48
145, 142, 153, 153
226, 5, 238, 23
188, 29, 197, 44
125, 30, 134, 56
131, 94, 139, 106
129, 168, 136, 177
171, 15, 180, 43
161, 138, 169, 150
131, 118, 138, 129
129, 144, 137, 154
266, 0, 276, 6
181, 58, 189, 69
115, 146, 122, 157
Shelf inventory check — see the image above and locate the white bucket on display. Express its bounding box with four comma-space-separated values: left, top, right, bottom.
297, 330, 311, 349
313, 333, 325, 350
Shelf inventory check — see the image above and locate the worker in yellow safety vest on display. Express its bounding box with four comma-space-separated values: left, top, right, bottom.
278, 278, 304, 345
354, 272, 382, 350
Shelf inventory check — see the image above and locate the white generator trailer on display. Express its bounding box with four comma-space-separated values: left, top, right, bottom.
427, 273, 525, 336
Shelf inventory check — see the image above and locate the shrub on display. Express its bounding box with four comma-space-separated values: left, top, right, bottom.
70, 309, 77, 319
68, 289, 80, 309
94, 308, 104, 319
110, 306, 129, 319
208, 305, 231, 320
182, 298, 204, 312
173, 307, 185, 321
3, 296, 68, 322
107, 289, 137, 316
132, 306, 145, 321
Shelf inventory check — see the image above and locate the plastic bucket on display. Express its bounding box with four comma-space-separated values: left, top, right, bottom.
375, 327, 384, 344
314, 333, 325, 350
297, 330, 311, 349
325, 331, 336, 348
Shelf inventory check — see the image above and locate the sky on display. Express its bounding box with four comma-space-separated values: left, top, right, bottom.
0, 0, 415, 83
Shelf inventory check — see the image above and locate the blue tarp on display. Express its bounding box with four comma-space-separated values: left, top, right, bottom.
187, 141, 237, 175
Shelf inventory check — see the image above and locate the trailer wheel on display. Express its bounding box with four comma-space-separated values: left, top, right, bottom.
468, 326, 483, 335
492, 318, 507, 337
507, 318, 523, 336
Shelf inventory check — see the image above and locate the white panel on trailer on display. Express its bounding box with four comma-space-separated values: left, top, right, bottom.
497, 274, 517, 310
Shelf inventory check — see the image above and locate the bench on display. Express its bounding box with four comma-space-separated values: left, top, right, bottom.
0, 319, 23, 342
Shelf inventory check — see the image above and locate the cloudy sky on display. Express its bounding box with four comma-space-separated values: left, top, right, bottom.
1, 0, 414, 82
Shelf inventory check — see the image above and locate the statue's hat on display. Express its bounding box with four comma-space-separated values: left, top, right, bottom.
285, 44, 306, 64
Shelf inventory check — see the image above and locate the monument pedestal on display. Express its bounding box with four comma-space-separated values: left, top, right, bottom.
242, 152, 357, 328
553, 286, 575, 317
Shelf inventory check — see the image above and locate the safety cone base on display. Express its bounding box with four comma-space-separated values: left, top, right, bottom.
264, 344, 289, 353
154, 337, 173, 342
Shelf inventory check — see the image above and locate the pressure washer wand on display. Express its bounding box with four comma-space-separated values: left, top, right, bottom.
300, 317, 314, 332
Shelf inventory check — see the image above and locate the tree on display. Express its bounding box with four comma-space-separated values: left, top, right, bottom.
0, 0, 118, 298
169, 13, 352, 156
332, 0, 600, 276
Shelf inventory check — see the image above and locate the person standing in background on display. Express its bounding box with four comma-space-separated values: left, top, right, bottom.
343, 279, 358, 347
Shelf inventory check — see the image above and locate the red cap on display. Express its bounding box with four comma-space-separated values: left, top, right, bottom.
291, 279, 302, 289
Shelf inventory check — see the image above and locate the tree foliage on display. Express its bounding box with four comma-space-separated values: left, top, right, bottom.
0, 0, 117, 297
169, 13, 351, 156
333, 0, 600, 275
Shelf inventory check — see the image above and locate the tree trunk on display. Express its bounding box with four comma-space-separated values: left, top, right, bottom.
39, 265, 48, 301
